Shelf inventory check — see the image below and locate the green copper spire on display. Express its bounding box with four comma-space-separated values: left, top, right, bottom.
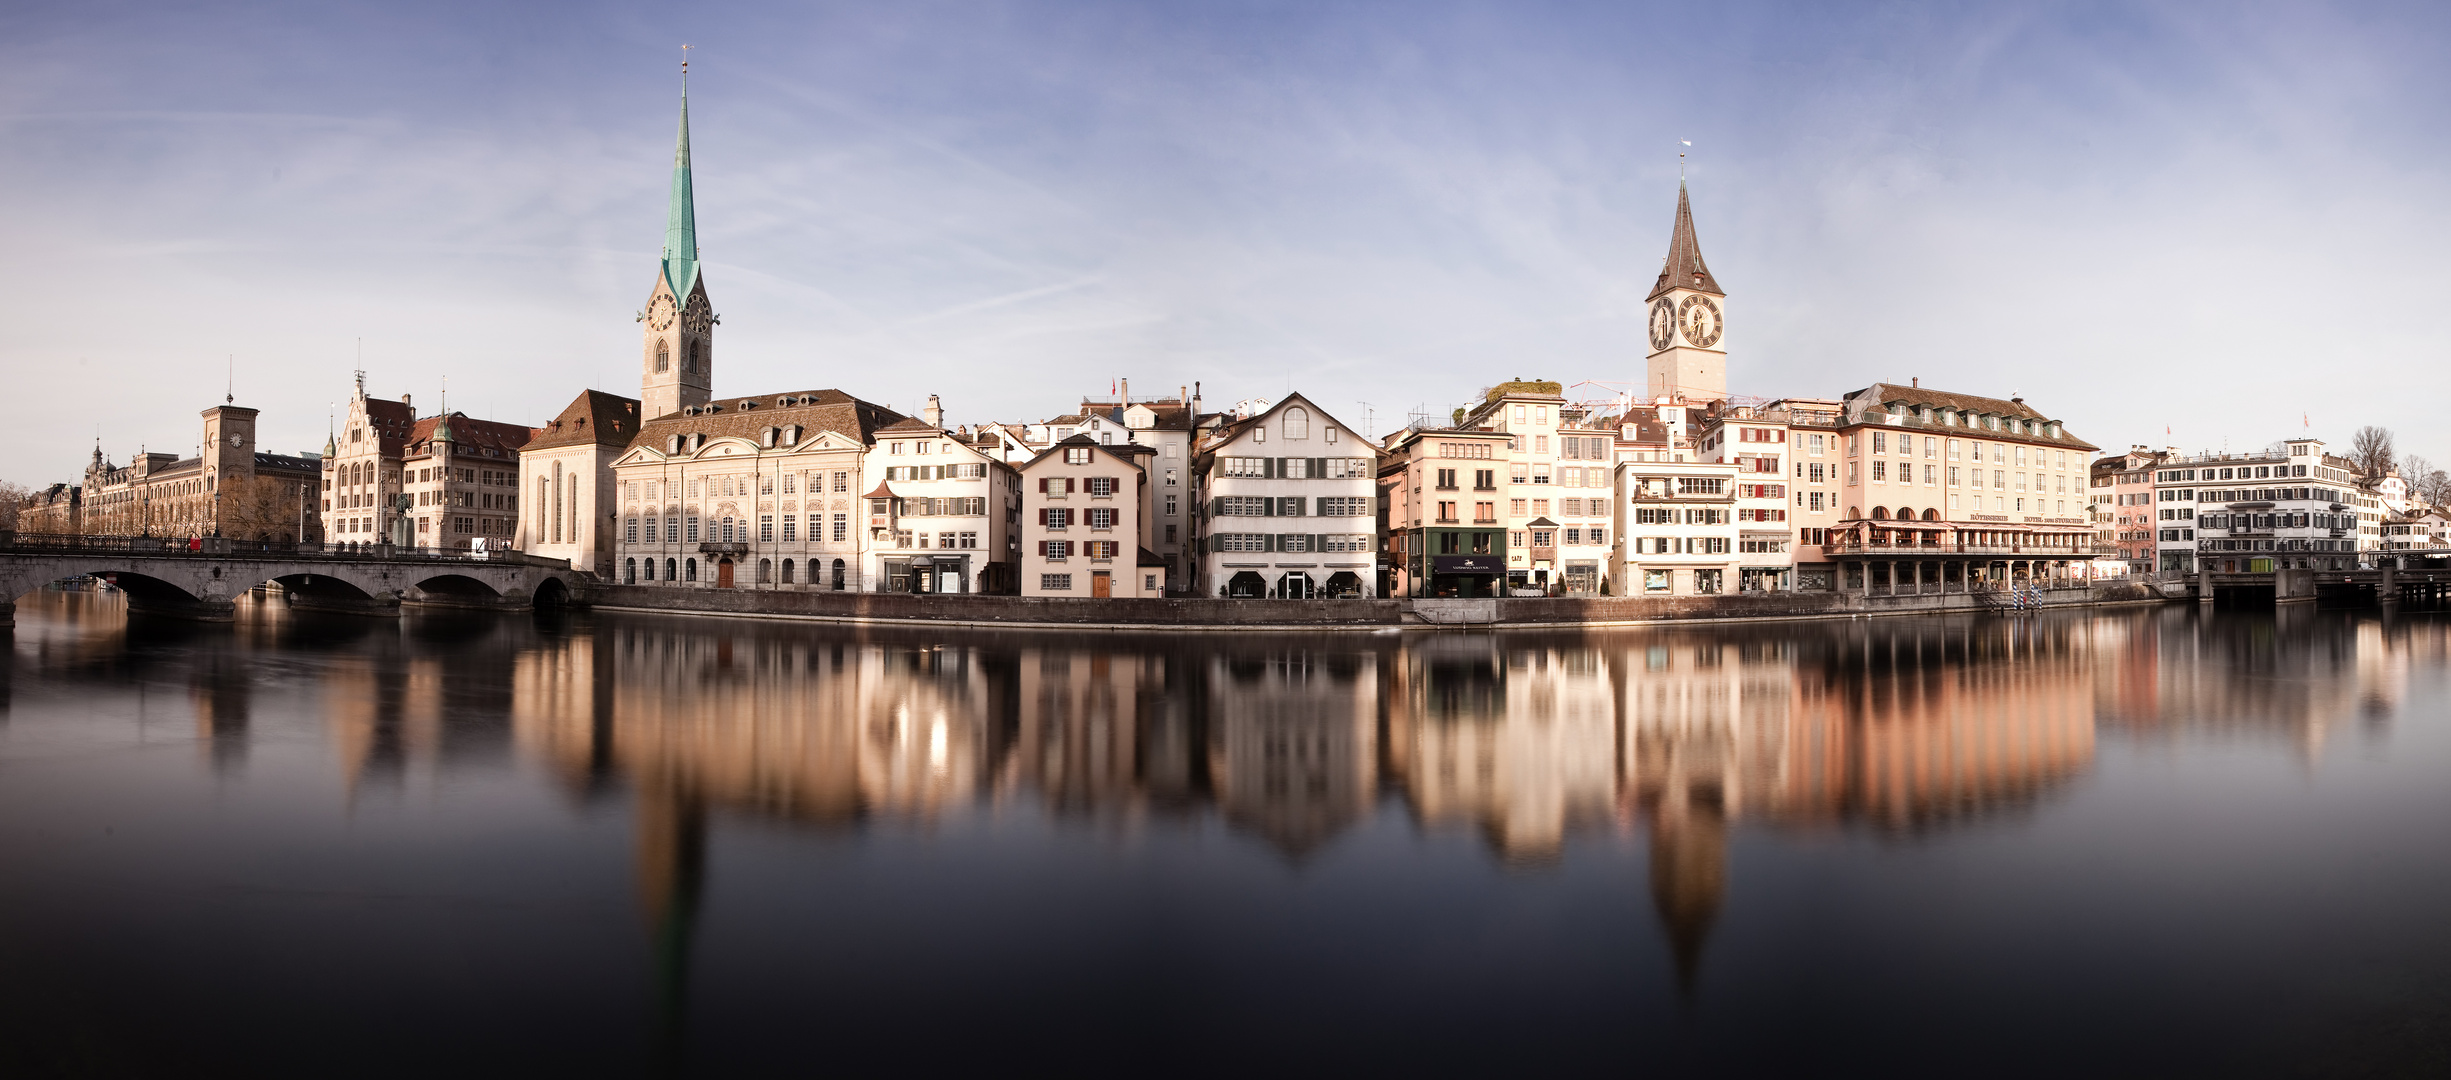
661, 64, 700, 301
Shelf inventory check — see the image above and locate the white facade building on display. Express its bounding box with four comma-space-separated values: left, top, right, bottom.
1191, 393, 1379, 599
1614, 458, 1742, 595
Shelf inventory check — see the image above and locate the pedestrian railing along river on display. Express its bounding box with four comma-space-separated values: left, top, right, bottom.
0, 531, 572, 569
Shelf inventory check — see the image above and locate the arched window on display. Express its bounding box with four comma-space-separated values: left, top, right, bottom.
687, 340, 702, 374
655, 340, 670, 373
624, 558, 637, 584
832, 558, 846, 590
665, 558, 677, 581
1848, 506, 1861, 519
642, 558, 655, 582
758, 558, 773, 584
781, 558, 795, 584
1871, 507, 1890, 520
685, 558, 698, 582
1283, 408, 1309, 440
1923, 508, 1940, 521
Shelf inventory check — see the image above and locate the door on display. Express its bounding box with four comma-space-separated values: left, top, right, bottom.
717, 559, 736, 588
1091, 571, 1112, 598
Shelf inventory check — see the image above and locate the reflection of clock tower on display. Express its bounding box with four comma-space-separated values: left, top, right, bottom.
640, 71, 714, 420
1643, 180, 1727, 404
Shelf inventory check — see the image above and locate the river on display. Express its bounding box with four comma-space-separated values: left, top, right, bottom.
2, 591, 2446, 1076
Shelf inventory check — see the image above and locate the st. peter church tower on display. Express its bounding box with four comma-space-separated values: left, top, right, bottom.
1643, 181, 1727, 404
640, 70, 714, 420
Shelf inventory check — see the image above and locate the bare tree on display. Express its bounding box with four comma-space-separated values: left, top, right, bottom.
218, 475, 321, 543
2404, 453, 2451, 507
0, 479, 27, 531
2349, 425, 2398, 479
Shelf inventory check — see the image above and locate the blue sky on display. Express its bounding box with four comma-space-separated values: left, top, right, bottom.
4, 1, 2448, 483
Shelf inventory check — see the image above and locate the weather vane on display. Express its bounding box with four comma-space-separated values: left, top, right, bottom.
682, 43, 692, 78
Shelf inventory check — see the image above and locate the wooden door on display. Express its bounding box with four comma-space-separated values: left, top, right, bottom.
717, 559, 736, 588
1091, 571, 1111, 598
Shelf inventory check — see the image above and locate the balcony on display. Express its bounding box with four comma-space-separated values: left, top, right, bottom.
698, 541, 748, 555
1821, 540, 2117, 557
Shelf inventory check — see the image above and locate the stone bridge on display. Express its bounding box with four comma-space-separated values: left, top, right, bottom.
0, 532, 590, 626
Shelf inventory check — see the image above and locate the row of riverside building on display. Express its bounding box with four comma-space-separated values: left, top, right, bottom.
21, 79, 2448, 594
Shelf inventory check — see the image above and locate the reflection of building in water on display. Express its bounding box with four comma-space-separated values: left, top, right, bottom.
190, 646, 252, 774
2095, 606, 2426, 761
1206, 648, 1378, 857
1388, 638, 1618, 862
993, 648, 1182, 818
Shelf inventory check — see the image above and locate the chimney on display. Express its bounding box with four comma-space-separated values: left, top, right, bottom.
1193, 381, 1204, 415
1910, 377, 1918, 388
1119, 378, 1129, 404
402, 393, 412, 412
923, 394, 943, 428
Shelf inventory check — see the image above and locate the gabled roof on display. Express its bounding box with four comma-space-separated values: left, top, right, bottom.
1197, 391, 1365, 458
1647, 181, 1722, 300
406, 413, 532, 459
627, 389, 904, 454
527, 390, 643, 452
1018, 433, 1147, 474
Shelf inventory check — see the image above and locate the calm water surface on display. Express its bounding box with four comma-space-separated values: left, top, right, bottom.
3, 592, 2448, 1076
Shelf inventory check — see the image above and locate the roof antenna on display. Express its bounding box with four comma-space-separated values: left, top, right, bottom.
226, 354, 234, 405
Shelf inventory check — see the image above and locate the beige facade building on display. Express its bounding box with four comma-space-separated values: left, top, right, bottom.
614, 389, 905, 590
517, 390, 641, 574
1825, 383, 2102, 591
861, 399, 1025, 594
322, 378, 529, 550
1020, 436, 1160, 598
23, 403, 321, 543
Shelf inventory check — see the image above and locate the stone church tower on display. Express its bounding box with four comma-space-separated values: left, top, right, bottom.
640, 71, 714, 420
1643, 181, 1727, 404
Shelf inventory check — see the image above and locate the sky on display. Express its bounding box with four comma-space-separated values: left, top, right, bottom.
3, 0, 2448, 485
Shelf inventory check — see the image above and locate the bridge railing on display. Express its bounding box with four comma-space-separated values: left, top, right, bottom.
0, 531, 571, 570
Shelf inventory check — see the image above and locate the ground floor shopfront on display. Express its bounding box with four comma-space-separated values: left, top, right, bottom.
1393, 527, 1506, 598
1838, 555, 2097, 594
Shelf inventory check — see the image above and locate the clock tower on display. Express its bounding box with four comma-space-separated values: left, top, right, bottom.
1643, 180, 1727, 404
640, 69, 714, 420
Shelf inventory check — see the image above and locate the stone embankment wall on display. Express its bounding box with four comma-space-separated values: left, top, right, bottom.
589, 581, 2165, 630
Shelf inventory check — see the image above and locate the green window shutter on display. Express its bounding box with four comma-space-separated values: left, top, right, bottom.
1263, 458, 1276, 479
1312, 457, 1326, 479
1266, 533, 1279, 552
1264, 498, 1278, 517
1315, 497, 1328, 516
1312, 533, 1325, 553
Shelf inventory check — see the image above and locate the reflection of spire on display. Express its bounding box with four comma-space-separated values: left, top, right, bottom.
636, 778, 705, 1074
1648, 802, 1726, 996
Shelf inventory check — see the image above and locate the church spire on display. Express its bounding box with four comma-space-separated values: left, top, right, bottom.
662, 53, 700, 301
1647, 180, 1722, 300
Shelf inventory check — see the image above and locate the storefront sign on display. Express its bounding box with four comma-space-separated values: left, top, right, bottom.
1432, 555, 1502, 574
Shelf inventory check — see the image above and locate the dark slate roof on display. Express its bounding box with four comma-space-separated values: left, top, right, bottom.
363, 398, 416, 456
1647, 181, 1722, 300
404, 414, 532, 460
527, 390, 643, 452
1843, 382, 2100, 452
1137, 546, 1167, 567
627, 389, 905, 453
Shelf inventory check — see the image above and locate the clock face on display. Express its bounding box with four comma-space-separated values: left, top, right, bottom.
227, 433, 245, 448
647, 293, 677, 331
1648, 298, 1677, 351
1678, 295, 1724, 349
682, 298, 713, 335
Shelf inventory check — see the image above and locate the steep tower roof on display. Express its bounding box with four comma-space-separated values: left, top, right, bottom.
1646, 181, 1722, 300
662, 72, 701, 301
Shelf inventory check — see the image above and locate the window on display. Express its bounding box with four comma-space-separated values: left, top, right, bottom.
1325, 535, 1371, 552
1220, 534, 1268, 552
1320, 497, 1372, 516
1218, 496, 1270, 516
1284, 408, 1309, 439
1042, 540, 1074, 558
1325, 457, 1373, 478
1222, 457, 1269, 478
1043, 507, 1073, 528
1280, 535, 1310, 553
1064, 447, 1092, 465
781, 516, 797, 542
1088, 508, 1117, 528
686, 517, 700, 541
1041, 574, 1074, 590
1088, 476, 1117, 496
